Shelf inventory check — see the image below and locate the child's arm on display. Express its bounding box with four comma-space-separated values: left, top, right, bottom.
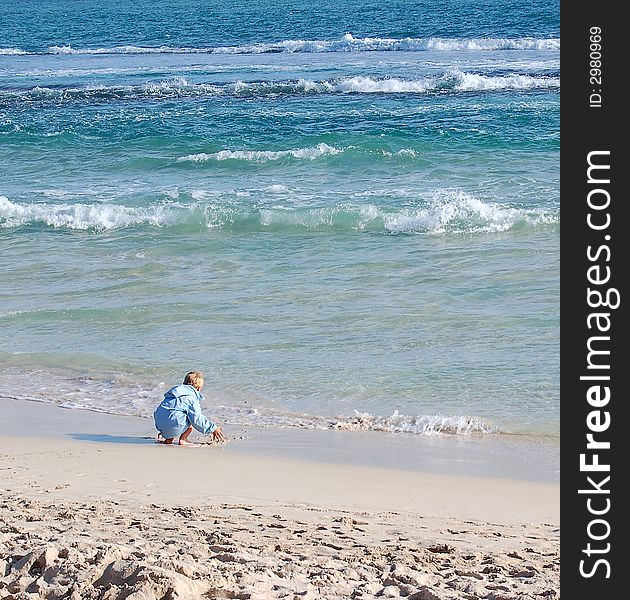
187, 398, 218, 435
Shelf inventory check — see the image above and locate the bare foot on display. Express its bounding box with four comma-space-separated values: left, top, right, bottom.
178, 438, 193, 446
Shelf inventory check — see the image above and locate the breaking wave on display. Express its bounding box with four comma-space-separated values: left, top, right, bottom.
0, 47, 28, 55
178, 143, 342, 163
1, 72, 559, 105
5, 35, 559, 56
0, 192, 559, 234
326, 410, 495, 435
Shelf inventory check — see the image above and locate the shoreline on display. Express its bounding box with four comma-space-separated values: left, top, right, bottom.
1, 396, 559, 598
0, 355, 560, 442
1, 396, 559, 483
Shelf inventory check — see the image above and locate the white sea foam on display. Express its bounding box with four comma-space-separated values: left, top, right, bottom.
333, 76, 434, 93
205, 407, 496, 435
0, 47, 28, 55
328, 410, 495, 434
139, 76, 221, 96
266, 184, 291, 194
381, 190, 548, 234
47, 44, 198, 55
1, 72, 559, 104
0, 193, 558, 234
253, 193, 557, 234
426, 37, 560, 51
260, 73, 559, 94
34, 35, 558, 56
2, 35, 560, 57
0, 196, 177, 230
178, 143, 343, 163
1, 78, 220, 101
454, 72, 559, 91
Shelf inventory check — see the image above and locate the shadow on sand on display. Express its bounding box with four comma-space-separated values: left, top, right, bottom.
69, 434, 156, 445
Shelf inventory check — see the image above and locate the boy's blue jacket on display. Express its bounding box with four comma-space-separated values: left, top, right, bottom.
153, 384, 218, 438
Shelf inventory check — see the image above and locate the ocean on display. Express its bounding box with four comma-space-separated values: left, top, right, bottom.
0, 0, 559, 440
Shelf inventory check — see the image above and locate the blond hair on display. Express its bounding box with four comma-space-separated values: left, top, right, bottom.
183, 371, 204, 389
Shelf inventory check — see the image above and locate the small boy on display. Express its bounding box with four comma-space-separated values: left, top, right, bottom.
154, 371, 226, 445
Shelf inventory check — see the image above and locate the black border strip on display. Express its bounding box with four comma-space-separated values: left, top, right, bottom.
561, 3, 626, 596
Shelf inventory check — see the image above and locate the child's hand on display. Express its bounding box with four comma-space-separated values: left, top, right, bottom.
212, 427, 227, 443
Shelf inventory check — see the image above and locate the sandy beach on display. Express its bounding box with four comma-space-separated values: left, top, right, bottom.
0, 398, 559, 599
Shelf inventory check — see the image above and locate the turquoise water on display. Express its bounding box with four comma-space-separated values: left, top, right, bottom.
0, 0, 559, 437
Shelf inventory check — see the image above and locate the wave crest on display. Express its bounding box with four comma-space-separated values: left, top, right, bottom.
4, 35, 559, 56
0, 47, 28, 55
0, 192, 559, 234
178, 143, 342, 163
0, 195, 178, 230
2, 72, 559, 105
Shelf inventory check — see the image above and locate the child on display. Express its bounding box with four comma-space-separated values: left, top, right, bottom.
154, 371, 226, 445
